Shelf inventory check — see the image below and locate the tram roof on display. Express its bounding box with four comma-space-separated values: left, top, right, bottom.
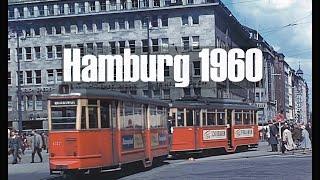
170, 97, 257, 110
48, 89, 167, 106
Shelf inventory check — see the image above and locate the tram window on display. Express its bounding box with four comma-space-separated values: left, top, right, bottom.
177, 109, 184, 126
157, 106, 166, 128
202, 112, 207, 126
235, 110, 242, 125
207, 111, 216, 125
150, 105, 158, 128
81, 106, 86, 129
244, 111, 250, 124
186, 109, 193, 126
217, 111, 225, 125
51, 106, 76, 130
195, 110, 200, 126
124, 102, 134, 128
134, 104, 143, 129
101, 101, 110, 128
111, 103, 117, 128
172, 112, 176, 126
88, 106, 98, 128
253, 111, 257, 125
120, 103, 125, 129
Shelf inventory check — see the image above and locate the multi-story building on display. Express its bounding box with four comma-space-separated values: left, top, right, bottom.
293, 66, 308, 124
8, 0, 256, 130
274, 52, 286, 116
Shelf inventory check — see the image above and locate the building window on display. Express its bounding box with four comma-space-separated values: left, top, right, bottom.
164, 0, 170, 6
18, 7, 24, 18
182, 37, 189, 51
17, 48, 22, 61
132, 0, 138, 8
163, 89, 170, 99
142, 39, 148, 53
46, 26, 52, 35
28, 6, 34, 17
8, 49, 10, 62
128, 19, 135, 29
119, 19, 125, 29
26, 95, 33, 111
34, 47, 41, 59
47, 5, 54, 15
8, 72, 12, 85
129, 90, 137, 95
194, 87, 201, 96
161, 15, 168, 27
188, 0, 194, 4
55, 26, 61, 35
77, 24, 83, 33
129, 40, 135, 53
153, 89, 161, 96
86, 23, 93, 33
38, 5, 44, 16
164, 63, 170, 77
192, 36, 200, 50
184, 88, 191, 96
59, 4, 64, 15
25, 47, 32, 60
154, 0, 160, 6
46, 46, 53, 59
17, 71, 24, 85
68, 3, 74, 14
86, 43, 94, 54
152, 39, 159, 52
96, 42, 104, 54
100, 0, 107, 11
182, 15, 188, 26
109, 20, 115, 30
143, 90, 149, 97
77, 44, 84, 56
192, 15, 199, 25
47, 69, 54, 84
151, 15, 158, 27
35, 70, 41, 84
56, 69, 63, 82
8, 8, 14, 18
35, 95, 42, 110
25, 28, 31, 37
56, 45, 62, 58
26, 71, 33, 84
78, 2, 85, 14
89, 1, 96, 12
96, 20, 103, 31
34, 28, 40, 36
161, 38, 169, 52
110, 42, 116, 54
119, 41, 125, 54
193, 61, 201, 76
8, 96, 13, 111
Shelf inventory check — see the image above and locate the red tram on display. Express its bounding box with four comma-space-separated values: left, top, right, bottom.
48, 89, 169, 175
169, 97, 259, 154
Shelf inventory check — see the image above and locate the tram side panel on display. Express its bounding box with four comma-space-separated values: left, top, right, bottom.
232, 125, 259, 149
171, 127, 196, 152
197, 126, 229, 150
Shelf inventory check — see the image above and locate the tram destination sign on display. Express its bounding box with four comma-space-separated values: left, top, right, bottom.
234, 128, 254, 138
51, 100, 77, 106
203, 129, 227, 140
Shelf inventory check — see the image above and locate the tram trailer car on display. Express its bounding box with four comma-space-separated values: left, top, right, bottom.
169, 97, 259, 155
48, 89, 169, 175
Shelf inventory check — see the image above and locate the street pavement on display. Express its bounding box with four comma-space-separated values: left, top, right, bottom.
8, 142, 312, 180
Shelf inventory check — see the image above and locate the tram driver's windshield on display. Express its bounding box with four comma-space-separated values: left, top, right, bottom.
51, 106, 77, 130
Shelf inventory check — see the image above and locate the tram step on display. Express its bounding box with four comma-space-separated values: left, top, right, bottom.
100, 167, 121, 173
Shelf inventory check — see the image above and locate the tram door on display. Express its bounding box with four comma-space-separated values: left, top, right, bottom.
226, 109, 233, 149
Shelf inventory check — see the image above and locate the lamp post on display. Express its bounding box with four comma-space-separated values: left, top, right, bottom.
271, 73, 282, 151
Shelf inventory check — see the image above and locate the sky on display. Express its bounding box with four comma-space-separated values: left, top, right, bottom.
221, 0, 312, 109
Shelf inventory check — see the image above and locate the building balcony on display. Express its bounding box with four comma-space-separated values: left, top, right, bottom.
8, 0, 218, 21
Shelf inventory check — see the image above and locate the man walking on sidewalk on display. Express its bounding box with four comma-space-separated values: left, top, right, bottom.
269, 120, 279, 152
31, 129, 43, 163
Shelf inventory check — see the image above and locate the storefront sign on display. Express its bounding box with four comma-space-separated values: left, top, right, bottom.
51, 100, 77, 105
203, 129, 226, 140
234, 128, 254, 138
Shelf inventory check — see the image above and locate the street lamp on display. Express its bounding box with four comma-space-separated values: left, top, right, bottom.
271, 73, 282, 151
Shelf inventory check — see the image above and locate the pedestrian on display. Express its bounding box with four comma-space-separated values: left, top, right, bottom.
300, 125, 311, 153
266, 121, 271, 144
41, 133, 49, 153
31, 129, 43, 163
167, 116, 174, 149
20, 133, 27, 155
8, 130, 22, 164
305, 122, 312, 143
269, 120, 279, 152
282, 124, 296, 154
291, 124, 302, 148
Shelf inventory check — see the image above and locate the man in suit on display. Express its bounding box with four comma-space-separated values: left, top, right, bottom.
31, 129, 43, 163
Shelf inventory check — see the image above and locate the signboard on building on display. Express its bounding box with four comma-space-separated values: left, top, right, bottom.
51, 100, 77, 106
203, 129, 227, 140
234, 128, 254, 138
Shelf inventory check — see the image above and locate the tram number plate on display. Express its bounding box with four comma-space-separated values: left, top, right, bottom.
234, 128, 254, 138
203, 130, 227, 140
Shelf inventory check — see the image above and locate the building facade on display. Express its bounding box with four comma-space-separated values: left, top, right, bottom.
293, 66, 308, 124
8, 0, 256, 130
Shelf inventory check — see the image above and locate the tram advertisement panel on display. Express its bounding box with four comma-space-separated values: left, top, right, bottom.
122, 135, 134, 150
203, 130, 227, 140
134, 134, 144, 149
234, 128, 254, 138
151, 133, 159, 147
